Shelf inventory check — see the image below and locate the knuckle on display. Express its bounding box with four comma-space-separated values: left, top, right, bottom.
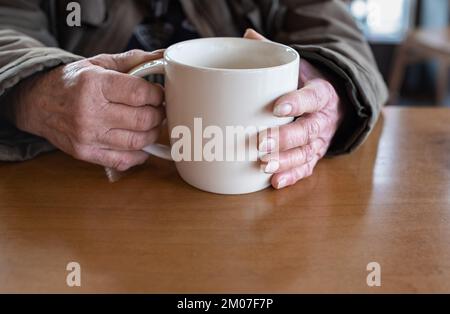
134, 108, 154, 130
286, 151, 297, 168
130, 85, 148, 105
283, 132, 295, 150
108, 54, 122, 69
76, 59, 94, 68
121, 49, 144, 58
306, 119, 321, 139
76, 68, 96, 86
306, 79, 335, 108
289, 123, 308, 147
318, 110, 331, 124
305, 86, 321, 107
126, 133, 145, 150
95, 53, 110, 61
314, 80, 338, 108
320, 79, 333, 94
87, 55, 106, 67
293, 163, 313, 181
302, 144, 314, 162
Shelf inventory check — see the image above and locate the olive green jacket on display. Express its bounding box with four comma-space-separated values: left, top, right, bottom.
0, 0, 388, 161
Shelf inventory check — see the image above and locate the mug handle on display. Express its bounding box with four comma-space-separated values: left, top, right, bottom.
128, 59, 173, 161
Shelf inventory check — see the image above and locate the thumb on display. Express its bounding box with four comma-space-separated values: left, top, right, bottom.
89, 49, 165, 73
243, 28, 268, 41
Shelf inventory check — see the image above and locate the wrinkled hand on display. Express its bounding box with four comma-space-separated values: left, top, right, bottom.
12, 50, 165, 171
244, 29, 344, 189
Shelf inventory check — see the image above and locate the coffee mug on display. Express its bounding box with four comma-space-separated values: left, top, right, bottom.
130, 37, 299, 194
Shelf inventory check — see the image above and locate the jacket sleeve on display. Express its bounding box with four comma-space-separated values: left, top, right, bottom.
272, 0, 388, 155
0, 0, 83, 161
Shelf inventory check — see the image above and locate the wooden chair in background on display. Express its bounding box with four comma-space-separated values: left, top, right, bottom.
389, 26, 450, 106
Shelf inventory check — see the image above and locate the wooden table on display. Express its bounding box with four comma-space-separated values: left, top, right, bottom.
1, 107, 449, 293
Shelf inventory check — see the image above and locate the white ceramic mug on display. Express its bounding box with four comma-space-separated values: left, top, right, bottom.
130, 37, 299, 194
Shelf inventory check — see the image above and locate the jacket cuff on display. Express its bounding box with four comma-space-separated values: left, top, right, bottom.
0, 119, 55, 161
290, 45, 388, 155
0, 48, 83, 97
0, 50, 83, 161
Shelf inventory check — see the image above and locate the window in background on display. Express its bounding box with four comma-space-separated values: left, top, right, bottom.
349, 0, 416, 43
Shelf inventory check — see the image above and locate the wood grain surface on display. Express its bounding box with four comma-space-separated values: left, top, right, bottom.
0, 107, 449, 293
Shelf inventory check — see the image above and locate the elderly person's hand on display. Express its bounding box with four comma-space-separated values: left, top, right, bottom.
244, 29, 345, 189
9, 50, 165, 171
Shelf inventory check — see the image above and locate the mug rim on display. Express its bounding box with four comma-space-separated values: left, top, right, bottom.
164, 37, 300, 73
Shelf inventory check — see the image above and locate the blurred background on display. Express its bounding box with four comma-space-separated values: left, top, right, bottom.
344, 0, 450, 106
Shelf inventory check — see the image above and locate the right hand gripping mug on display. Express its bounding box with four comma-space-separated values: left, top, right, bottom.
130, 37, 300, 194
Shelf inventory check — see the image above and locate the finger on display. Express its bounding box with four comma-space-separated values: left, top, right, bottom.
259, 112, 330, 153
273, 78, 337, 117
90, 49, 164, 73
104, 103, 165, 131
101, 71, 164, 106
99, 128, 160, 151
99, 150, 149, 171
243, 28, 268, 41
74, 146, 149, 171
271, 156, 320, 189
260, 138, 327, 174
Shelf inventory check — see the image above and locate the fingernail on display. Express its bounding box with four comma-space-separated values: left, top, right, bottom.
273, 103, 292, 117
259, 137, 276, 152
264, 160, 279, 174
276, 177, 289, 189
